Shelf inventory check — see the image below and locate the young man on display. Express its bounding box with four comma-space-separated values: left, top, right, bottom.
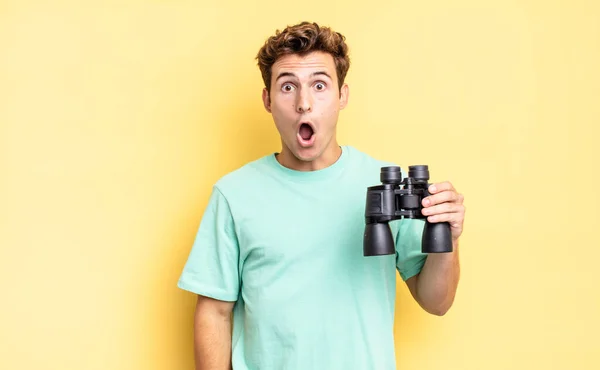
178, 21, 465, 370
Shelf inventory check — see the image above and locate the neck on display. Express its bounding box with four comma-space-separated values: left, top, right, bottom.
276, 141, 342, 171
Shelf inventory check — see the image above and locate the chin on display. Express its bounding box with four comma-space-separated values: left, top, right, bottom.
292, 146, 323, 162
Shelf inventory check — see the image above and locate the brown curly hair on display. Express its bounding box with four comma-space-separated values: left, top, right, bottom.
256, 22, 350, 93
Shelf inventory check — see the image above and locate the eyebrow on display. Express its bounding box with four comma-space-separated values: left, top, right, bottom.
275, 71, 332, 82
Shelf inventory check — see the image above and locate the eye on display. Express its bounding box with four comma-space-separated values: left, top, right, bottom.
314, 82, 326, 91
281, 83, 295, 92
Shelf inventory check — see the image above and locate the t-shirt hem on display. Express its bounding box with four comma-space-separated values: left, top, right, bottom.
398, 262, 425, 281
177, 278, 238, 302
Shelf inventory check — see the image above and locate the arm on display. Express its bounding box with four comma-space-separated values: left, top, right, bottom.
405, 240, 460, 316
406, 181, 465, 316
194, 295, 235, 370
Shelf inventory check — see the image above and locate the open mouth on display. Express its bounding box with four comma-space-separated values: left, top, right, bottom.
299, 123, 314, 140
297, 123, 316, 147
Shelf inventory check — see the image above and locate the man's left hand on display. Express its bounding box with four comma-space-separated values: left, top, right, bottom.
421, 181, 466, 242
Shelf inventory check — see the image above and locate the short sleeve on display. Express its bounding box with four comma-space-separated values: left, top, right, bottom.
177, 186, 240, 302
394, 218, 428, 281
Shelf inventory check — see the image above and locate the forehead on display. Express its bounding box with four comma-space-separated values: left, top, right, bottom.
272, 51, 336, 77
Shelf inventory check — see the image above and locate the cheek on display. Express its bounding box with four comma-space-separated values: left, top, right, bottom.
320, 101, 339, 119
317, 95, 339, 114
272, 97, 296, 115
270, 104, 295, 130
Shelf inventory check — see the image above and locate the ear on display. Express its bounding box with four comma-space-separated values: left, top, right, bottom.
262, 88, 272, 113
339, 83, 349, 110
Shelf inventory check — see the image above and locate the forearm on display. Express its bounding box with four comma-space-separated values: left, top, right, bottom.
194, 308, 233, 370
415, 239, 461, 315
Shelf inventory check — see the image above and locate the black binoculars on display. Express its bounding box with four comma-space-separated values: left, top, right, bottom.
363, 165, 453, 256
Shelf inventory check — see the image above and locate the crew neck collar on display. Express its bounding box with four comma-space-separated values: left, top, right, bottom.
267, 145, 349, 181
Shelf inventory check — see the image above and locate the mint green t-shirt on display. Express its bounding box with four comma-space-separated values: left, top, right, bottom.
178, 145, 427, 369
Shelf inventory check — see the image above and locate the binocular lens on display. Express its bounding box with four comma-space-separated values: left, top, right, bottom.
380, 166, 402, 185
408, 165, 429, 181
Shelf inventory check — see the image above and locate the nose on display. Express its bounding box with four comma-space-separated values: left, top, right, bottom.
296, 89, 312, 113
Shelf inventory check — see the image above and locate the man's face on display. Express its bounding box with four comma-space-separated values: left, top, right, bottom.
262, 51, 349, 164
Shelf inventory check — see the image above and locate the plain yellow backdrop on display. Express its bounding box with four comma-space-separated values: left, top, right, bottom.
1, 1, 599, 369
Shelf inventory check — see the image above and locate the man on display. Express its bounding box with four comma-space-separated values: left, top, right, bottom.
178, 21, 465, 370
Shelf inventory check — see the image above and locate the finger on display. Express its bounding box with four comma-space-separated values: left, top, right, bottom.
426, 212, 464, 227
421, 202, 463, 216
428, 181, 455, 194
423, 190, 460, 207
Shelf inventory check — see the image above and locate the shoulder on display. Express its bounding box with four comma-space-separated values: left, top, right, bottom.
212, 154, 273, 196
345, 145, 395, 165
344, 145, 406, 177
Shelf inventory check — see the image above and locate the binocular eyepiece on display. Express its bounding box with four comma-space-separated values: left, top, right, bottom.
363, 165, 453, 256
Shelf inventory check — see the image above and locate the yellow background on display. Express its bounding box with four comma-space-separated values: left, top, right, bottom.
1, 1, 599, 369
